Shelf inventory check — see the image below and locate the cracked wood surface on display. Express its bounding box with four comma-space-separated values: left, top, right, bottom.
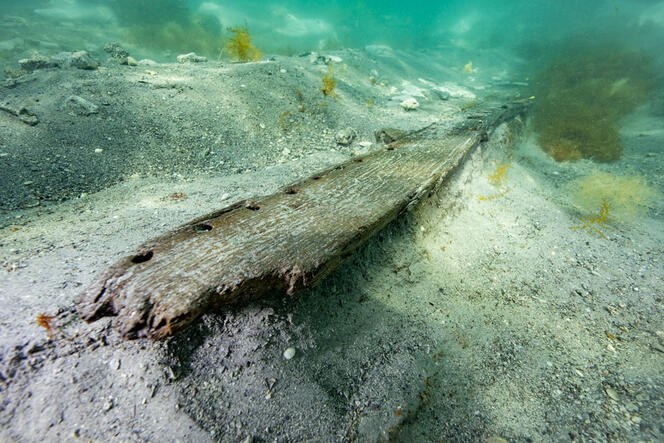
77, 102, 528, 339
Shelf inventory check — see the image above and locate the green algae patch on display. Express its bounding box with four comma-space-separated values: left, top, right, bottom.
532, 49, 656, 163
109, 0, 223, 58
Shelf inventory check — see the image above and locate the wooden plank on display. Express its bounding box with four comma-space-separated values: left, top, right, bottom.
78, 103, 529, 339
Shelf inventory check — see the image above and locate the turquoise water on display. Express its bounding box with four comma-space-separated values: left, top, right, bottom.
3, 0, 664, 60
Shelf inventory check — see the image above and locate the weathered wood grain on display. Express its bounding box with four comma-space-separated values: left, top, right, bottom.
78, 103, 529, 339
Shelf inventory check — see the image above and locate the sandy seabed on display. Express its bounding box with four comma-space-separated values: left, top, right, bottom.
1, 45, 663, 442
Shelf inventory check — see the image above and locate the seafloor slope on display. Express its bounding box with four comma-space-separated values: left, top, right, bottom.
0, 47, 663, 442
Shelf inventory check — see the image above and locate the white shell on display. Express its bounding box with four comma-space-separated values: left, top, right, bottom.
400, 97, 419, 111
283, 347, 296, 360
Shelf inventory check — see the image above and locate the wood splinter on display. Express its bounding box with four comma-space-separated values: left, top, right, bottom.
77, 103, 528, 340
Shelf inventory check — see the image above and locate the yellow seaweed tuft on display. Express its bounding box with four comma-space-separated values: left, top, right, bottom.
570, 198, 614, 239
320, 64, 337, 98
224, 24, 262, 62
479, 162, 511, 201
488, 162, 511, 186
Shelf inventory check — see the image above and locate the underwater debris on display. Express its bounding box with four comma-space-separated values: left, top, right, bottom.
463, 61, 474, 74
224, 23, 262, 62
320, 63, 337, 98
76, 104, 529, 340
570, 198, 614, 239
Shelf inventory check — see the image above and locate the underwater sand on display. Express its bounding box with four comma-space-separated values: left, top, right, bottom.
0, 47, 663, 442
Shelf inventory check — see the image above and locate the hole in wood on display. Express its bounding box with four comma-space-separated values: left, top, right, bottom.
312, 176, 321, 180
354, 158, 363, 163
194, 223, 214, 232
386, 146, 395, 151
285, 187, 299, 195
131, 251, 153, 264
245, 201, 260, 210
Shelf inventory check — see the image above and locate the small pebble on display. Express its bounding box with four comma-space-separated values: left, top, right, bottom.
103, 399, 114, 412
606, 387, 619, 401
283, 347, 296, 360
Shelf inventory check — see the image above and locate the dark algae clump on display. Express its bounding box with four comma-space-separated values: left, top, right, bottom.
101, 0, 222, 57
532, 48, 656, 162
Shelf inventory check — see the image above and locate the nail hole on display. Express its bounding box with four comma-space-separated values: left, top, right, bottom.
386, 146, 395, 151
312, 176, 321, 180
245, 201, 260, 210
131, 250, 153, 263
354, 158, 363, 163
194, 223, 213, 232
285, 187, 299, 195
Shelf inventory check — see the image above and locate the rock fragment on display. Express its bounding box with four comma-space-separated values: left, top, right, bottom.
53, 50, 99, 70
17, 106, 39, 125
104, 42, 130, 64
18, 54, 58, 72
307, 52, 343, 65
63, 95, 99, 116
375, 128, 407, 144
71, 51, 99, 70
432, 89, 451, 100
0, 102, 39, 125
335, 127, 357, 146
177, 52, 208, 64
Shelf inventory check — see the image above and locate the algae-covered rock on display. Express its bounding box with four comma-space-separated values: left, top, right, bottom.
19, 54, 58, 71
104, 42, 130, 63
53, 50, 99, 70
